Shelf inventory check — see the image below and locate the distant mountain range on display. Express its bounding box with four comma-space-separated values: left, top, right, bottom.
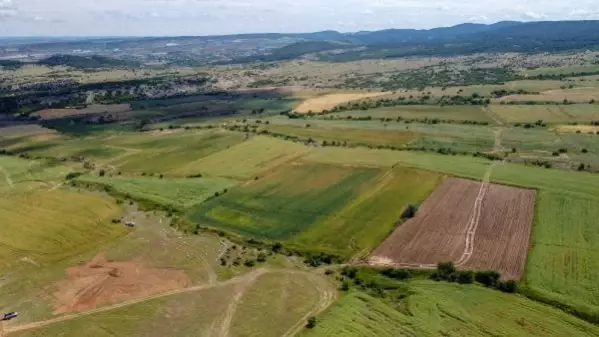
234, 20, 599, 63
3, 20, 599, 67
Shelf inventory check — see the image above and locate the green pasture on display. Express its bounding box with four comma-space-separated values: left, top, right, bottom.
188, 163, 443, 257
524, 191, 599, 320
304, 282, 599, 337
77, 175, 237, 209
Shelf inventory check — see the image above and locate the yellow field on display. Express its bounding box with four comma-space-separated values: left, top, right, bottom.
0, 188, 126, 272
554, 125, 599, 133
295, 92, 389, 113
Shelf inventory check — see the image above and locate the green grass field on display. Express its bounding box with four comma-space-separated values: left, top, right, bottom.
77, 175, 237, 209
303, 282, 599, 337
188, 163, 443, 257
177, 136, 309, 180
327, 105, 491, 122
524, 191, 599, 319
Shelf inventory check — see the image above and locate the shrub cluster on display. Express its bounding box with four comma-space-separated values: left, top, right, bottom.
431, 262, 517, 293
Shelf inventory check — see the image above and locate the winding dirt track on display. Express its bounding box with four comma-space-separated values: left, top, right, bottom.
280, 272, 336, 337
5, 270, 267, 334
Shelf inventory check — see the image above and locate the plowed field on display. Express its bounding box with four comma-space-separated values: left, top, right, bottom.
370, 177, 535, 280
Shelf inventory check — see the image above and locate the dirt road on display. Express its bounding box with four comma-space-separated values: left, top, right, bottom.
5, 269, 267, 334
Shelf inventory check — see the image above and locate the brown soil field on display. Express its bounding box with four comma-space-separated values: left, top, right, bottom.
50, 253, 191, 313
370, 177, 536, 280
295, 92, 388, 113
36, 104, 131, 120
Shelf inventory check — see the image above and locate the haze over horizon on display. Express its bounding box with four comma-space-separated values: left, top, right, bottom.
1, 0, 599, 37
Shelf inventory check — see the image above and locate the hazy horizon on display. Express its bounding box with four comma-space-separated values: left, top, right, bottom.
1, 0, 599, 37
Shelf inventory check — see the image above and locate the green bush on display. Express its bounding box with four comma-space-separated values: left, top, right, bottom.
475, 270, 501, 287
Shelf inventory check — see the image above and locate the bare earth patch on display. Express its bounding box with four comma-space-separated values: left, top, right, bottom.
50, 253, 191, 313
36, 104, 131, 120
370, 177, 535, 280
295, 92, 388, 113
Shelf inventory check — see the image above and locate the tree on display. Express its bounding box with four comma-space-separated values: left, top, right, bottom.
457, 270, 474, 284
498, 280, 517, 293
306, 317, 317, 329
475, 270, 501, 287
272, 242, 283, 253
434, 261, 457, 281
401, 204, 419, 219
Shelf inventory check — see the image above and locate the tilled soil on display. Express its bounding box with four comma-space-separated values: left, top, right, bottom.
370, 177, 535, 280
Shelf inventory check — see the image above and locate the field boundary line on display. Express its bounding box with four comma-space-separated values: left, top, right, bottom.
216, 268, 264, 337
455, 159, 501, 267
0, 166, 14, 188
483, 106, 506, 125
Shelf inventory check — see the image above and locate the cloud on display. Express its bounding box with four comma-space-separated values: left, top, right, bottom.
2, 0, 599, 36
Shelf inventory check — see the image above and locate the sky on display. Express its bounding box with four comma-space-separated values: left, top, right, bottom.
1, 0, 599, 36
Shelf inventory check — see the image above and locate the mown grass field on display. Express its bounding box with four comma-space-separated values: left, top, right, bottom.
268, 117, 495, 153
265, 124, 417, 148
230, 272, 328, 337
0, 156, 72, 188
498, 88, 599, 103
303, 282, 599, 337
76, 175, 237, 209
327, 105, 491, 122
490, 104, 599, 123
303, 147, 492, 179
177, 136, 309, 180
188, 163, 443, 257
524, 191, 599, 319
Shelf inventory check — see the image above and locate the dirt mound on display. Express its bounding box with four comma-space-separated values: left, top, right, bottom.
51, 253, 191, 313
